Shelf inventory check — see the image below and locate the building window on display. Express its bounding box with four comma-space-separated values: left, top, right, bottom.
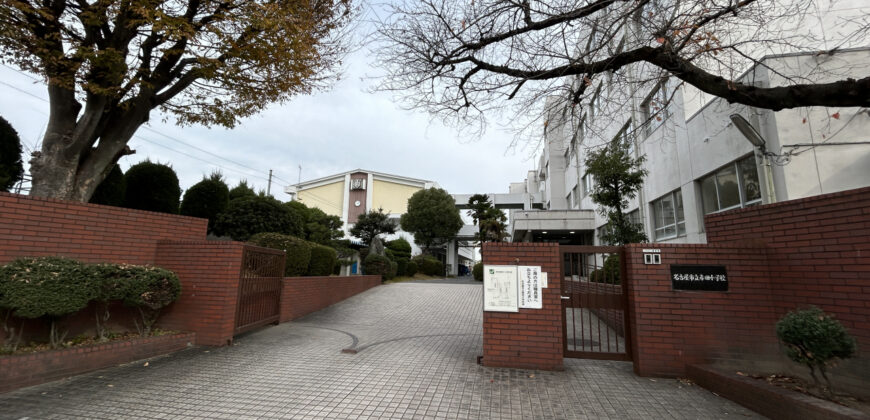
700, 155, 762, 214
651, 190, 685, 240
581, 173, 594, 196
641, 83, 668, 136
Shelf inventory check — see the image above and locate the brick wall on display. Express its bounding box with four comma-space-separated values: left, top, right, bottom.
280, 275, 381, 322
0, 192, 206, 265
0, 332, 194, 393
704, 186, 870, 348
155, 241, 245, 346
624, 243, 775, 376
481, 243, 563, 371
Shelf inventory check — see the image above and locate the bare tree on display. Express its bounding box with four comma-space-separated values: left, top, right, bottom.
373, 0, 870, 134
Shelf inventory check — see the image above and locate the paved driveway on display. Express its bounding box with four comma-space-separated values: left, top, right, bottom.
0, 281, 760, 419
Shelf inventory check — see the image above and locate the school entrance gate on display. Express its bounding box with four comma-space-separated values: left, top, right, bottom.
560, 246, 632, 361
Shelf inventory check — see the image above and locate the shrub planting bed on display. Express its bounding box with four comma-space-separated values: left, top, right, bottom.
0, 331, 194, 394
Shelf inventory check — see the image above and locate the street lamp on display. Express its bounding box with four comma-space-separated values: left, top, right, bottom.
729, 114, 776, 204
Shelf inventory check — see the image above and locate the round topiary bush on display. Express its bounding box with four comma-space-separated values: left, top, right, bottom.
123, 161, 182, 214
249, 232, 312, 277
89, 164, 126, 207
0, 257, 97, 347
388, 260, 398, 280
213, 196, 303, 241
180, 174, 230, 233
472, 262, 483, 281
395, 258, 408, 277
0, 116, 23, 192
308, 244, 338, 276
776, 306, 856, 389
364, 254, 392, 281
120, 265, 181, 336
386, 238, 412, 260
405, 261, 418, 277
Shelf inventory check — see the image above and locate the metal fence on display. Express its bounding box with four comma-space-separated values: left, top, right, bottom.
560, 245, 631, 360
234, 245, 286, 335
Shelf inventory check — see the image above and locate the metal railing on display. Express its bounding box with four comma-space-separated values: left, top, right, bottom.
234, 245, 286, 335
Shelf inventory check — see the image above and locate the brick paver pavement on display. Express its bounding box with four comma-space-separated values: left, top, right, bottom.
0, 281, 761, 419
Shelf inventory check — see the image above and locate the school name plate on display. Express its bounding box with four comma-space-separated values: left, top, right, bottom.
483, 265, 519, 312
670, 265, 728, 291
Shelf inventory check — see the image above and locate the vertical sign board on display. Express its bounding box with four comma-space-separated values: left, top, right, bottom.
670, 265, 728, 291
518, 266, 543, 309
483, 265, 519, 312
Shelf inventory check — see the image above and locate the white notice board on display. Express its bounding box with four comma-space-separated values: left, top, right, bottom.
518, 266, 543, 309
483, 265, 518, 312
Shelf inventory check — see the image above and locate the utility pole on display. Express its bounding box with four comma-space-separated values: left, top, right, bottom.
267, 169, 273, 196
298, 165, 302, 183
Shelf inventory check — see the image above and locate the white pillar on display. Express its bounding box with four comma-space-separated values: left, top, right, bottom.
446, 240, 458, 276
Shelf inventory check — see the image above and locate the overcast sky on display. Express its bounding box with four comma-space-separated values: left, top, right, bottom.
0, 24, 538, 200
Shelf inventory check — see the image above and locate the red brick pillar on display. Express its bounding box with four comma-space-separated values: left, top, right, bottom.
481, 243, 563, 370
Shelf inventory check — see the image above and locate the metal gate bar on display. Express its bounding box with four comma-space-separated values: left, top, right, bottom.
235, 246, 285, 335
560, 245, 631, 361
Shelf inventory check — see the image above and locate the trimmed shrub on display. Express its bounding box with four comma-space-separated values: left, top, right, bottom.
388, 260, 398, 280
229, 180, 257, 201
590, 254, 621, 284
406, 261, 418, 277
213, 196, 303, 241
396, 258, 408, 277
472, 262, 483, 281
89, 164, 126, 206
249, 232, 312, 277
0, 257, 97, 348
180, 173, 230, 233
119, 265, 181, 336
123, 161, 182, 214
364, 254, 392, 281
0, 116, 23, 192
386, 238, 412, 260
776, 306, 857, 388
308, 244, 338, 276
412, 255, 443, 277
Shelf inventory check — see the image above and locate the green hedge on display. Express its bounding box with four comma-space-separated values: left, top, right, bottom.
472, 262, 483, 281
406, 261, 418, 277
308, 244, 338, 276
412, 255, 443, 276
0, 257, 181, 348
396, 258, 408, 277
364, 254, 392, 281
249, 232, 311, 276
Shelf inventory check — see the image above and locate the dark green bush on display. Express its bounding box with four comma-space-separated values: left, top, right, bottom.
396, 258, 408, 277
123, 161, 182, 214
213, 196, 303, 241
308, 244, 338, 276
249, 232, 312, 277
0, 257, 97, 348
388, 260, 398, 280
406, 261, 418, 277
472, 262, 483, 281
386, 238, 412, 260
119, 265, 181, 336
0, 116, 23, 192
590, 254, 621, 284
364, 254, 392, 280
776, 306, 856, 388
89, 164, 126, 207
229, 181, 257, 201
412, 256, 443, 276
180, 173, 230, 233
87, 263, 135, 340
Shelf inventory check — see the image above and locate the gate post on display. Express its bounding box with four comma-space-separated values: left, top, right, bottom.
481, 242, 563, 370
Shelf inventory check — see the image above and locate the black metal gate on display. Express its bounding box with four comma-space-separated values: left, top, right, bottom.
235, 245, 286, 335
560, 245, 632, 360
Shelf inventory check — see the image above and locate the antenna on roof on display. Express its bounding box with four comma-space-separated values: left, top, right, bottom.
298, 165, 302, 184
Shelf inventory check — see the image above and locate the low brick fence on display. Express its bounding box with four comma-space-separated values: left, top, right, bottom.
0, 332, 194, 393
280, 275, 381, 322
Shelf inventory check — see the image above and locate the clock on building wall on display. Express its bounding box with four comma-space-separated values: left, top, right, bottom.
354, 200, 361, 207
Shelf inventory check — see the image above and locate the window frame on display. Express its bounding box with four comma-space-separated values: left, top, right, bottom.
700, 155, 762, 215
651, 190, 686, 241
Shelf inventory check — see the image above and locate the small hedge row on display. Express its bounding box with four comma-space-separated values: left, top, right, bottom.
472, 262, 483, 281
0, 257, 181, 351
248, 232, 338, 277
412, 255, 444, 276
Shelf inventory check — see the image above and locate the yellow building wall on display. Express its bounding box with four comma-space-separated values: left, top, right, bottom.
297, 181, 345, 217
371, 180, 422, 214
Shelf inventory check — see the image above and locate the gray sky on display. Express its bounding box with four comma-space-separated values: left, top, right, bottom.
0, 43, 536, 199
